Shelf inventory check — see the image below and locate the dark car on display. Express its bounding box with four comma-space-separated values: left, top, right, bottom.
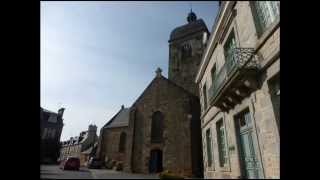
60, 157, 80, 170
87, 157, 102, 169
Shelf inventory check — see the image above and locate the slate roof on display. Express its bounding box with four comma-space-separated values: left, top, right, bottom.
131, 75, 198, 108
81, 146, 93, 154
169, 19, 209, 42
41, 107, 57, 115
104, 107, 130, 129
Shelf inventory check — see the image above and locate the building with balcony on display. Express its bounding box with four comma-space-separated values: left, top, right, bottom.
195, 1, 279, 179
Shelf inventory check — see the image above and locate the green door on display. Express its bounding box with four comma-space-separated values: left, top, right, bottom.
238, 110, 263, 179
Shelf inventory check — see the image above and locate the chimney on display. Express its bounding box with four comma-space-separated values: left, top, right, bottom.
121, 105, 125, 109
58, 108, 65, 117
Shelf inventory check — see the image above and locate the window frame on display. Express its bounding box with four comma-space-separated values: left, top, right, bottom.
202, 83, 208, 111
216, 119, 229, 168
119, 132, 127, 153
206, 128, 214, 169
211, 64, 217, 85
151, 111, 164, 143
181, 43, 192, 59
223, 30, 237, 70
251, 1, 280, 37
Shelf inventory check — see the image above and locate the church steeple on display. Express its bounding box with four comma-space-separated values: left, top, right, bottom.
187, 9, 197, 23
168, 9, 209, 97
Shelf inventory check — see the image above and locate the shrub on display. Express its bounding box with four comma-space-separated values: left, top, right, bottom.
115, 162, 123, 171
105, 159, 116, 169
159, 170, 186, 179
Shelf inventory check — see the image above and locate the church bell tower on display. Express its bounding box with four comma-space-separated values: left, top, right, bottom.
168, 10, 209, 97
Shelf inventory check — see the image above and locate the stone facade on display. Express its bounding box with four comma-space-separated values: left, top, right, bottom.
59, 124, 98, 166
102, 127, 128, 162
96, 105, 130, 169
40, 107, 65, 163
195, 1, 279, 179
168, 12, 209, 97
124, 73, 202, 177
97, 11, 210, 178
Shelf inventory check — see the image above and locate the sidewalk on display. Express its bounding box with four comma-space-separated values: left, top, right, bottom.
89, 169, 159, 179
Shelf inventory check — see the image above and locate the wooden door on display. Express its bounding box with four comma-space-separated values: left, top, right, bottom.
149, 149, 163, 173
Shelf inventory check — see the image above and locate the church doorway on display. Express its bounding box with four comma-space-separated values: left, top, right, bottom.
149, 149, 163, 173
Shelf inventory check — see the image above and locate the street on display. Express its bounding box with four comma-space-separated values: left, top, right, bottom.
40, 165, 159, 179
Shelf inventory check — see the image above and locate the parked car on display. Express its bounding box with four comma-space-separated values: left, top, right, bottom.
60, 157, 80, 170
87, 157, 102, 169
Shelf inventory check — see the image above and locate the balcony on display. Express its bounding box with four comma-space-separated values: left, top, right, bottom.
208, 48, 260, 111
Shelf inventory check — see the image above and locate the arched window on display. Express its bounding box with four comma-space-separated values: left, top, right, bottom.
181, 43, 192, 59
151, 111, 164, 143
119, 132, 126, 153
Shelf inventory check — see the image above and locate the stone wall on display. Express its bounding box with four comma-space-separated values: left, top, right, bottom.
198, 1, 279, 179
102, 127, 128, 163
128, 76, 202, 177
168, 30, 207, 97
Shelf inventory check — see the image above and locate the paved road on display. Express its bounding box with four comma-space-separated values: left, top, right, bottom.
40, 165, 159, 179
90, 169, 159, 179
41, 165, 93, 179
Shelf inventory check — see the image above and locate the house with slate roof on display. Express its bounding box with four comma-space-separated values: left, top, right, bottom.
59, 124, 98, 166
96, 105, 130, 168
40, 107, 65, 164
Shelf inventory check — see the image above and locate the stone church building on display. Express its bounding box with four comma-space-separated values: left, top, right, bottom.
97, 11, 210, 177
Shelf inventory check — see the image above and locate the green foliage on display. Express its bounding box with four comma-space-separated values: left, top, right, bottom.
159, 170, 186, 179
115, 162, 123, 171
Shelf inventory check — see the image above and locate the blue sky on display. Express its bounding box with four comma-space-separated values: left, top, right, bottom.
41, 1, 219, 141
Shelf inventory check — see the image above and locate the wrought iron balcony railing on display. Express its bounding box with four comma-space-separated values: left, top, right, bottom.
208, 48, 259, 105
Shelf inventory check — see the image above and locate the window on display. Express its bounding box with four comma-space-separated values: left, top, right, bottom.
268, 74, 280, 132
42, 128, 48, 139
252, 1, 280, 36
47, 128, 52, 139
217, 120, 228, 167
181, 43, 192, 59
151, 111, 164, 143
206, 128, 213, 167
175, 58, 180, 72
224, 31, 236, 70
51, 129, 56, 138
119, 132, 126, 152
211, 64, 217, 85
48, 114, 58, 123
202, 83, 208, 110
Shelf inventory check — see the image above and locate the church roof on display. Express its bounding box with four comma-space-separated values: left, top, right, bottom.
104, 106, 130, 129
169, 19, 209, 42
131, 74, 198, 108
